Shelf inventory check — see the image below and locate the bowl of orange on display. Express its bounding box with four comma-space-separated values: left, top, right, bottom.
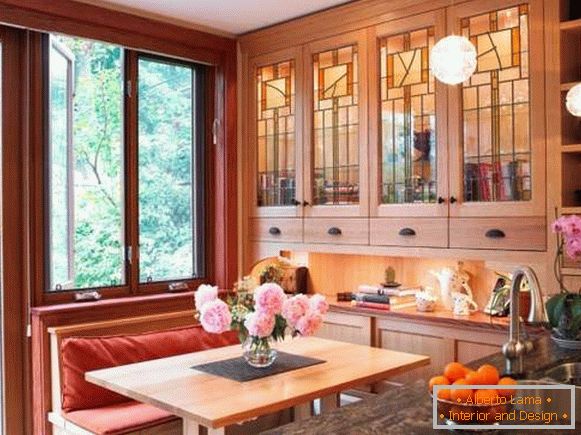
429, 362, 517, 426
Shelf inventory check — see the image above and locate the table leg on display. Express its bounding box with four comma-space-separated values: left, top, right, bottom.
320, 393, 339, 413
292, 401, 313, 421
182, 418, 225, 435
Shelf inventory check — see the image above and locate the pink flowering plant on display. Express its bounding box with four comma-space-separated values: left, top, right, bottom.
547, 215, 581, 340
194, 282, 329, 348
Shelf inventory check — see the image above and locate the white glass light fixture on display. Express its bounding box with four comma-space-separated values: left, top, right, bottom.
566, 83, 581, 117
430, 35, 477, 85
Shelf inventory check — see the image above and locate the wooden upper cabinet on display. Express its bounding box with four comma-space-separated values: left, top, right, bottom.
369, 10, 449, 218
303, 30, 369, 217
447, 0, 546, 218
248, 48, 304, 217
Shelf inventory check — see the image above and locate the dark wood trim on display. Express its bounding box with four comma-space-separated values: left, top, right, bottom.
0, 0, 234, 64
31, 292, 198, 435
1, 24, 27, 435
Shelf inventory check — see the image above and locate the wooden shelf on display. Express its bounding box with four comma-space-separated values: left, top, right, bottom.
561, 206, 581, 214
561, 81, 581, 91
562, 144, 581, 152
561, 18, 581, 33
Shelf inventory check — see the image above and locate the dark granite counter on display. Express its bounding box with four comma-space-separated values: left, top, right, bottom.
263, 333, 581, 434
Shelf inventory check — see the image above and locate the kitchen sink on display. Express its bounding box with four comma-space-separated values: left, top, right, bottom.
527, 362, 581, 422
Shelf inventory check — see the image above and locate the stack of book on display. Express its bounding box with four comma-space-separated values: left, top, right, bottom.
350, 285, 421, 311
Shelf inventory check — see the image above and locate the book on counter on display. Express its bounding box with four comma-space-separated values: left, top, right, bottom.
350, 300, 417, 311
356, 284, 422, 296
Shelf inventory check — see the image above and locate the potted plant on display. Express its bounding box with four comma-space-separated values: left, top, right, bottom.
546, 215, 581, 348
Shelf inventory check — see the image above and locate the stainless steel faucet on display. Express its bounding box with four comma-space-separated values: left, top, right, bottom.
502, 266, 548, 376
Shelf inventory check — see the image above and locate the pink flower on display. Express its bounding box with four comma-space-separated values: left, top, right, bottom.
195, 284, 218, 311
310, 294, 329, 315
566, 239, 581, 261
253, 283, 286, 316
295, 311, 323, 337
199, 299, 232, 334
282, 295, 310, 327
244, 311, 275, 338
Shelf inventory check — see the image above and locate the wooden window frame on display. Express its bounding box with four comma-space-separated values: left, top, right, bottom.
0, 0, 237, 309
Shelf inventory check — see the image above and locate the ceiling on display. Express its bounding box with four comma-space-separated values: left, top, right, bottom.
78, 0, 355, 36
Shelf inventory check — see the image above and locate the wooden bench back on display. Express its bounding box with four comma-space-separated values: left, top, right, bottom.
48, 310, 198, 415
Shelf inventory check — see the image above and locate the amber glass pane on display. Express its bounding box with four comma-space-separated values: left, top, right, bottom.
461, 5, 531, 203
256, 60, 295, 207
379, 27, 436, 204
313, 45, 359, 205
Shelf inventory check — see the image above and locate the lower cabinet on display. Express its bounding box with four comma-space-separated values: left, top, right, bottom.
315, 311, 373, 346
318, 310, 507, 387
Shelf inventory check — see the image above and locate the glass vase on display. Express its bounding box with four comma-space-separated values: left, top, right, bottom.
242, 336, 277, 368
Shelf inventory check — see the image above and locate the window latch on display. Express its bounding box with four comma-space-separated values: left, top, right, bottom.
126, 246, 132, 265
212, 119, 220, 145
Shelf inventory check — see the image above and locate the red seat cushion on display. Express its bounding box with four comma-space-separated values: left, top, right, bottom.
60, 325, 239, 412
65, 400, 178, 435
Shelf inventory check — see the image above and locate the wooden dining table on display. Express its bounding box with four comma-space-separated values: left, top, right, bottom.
86, 336, 429, 435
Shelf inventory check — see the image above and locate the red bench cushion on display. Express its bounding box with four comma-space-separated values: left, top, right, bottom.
64, 400, 178, 435
60, 325, 239, 412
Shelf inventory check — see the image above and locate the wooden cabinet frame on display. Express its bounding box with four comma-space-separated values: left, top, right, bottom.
247, 47, 304, 218
369, 10, 449, 218
447, 0, 547, 218
303, 30, 370, 218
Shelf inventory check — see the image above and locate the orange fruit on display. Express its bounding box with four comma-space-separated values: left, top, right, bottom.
474, 389, 499, 405
444, 362, 468, 382
477, 364, 500, 385
497, 377, 517, 397
465, 370, 484, 385
450, 379, 473, 403
429, 375, 450, 392
437, 388, 451, 401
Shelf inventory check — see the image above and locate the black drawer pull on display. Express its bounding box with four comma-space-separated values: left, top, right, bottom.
269, 227, 281, 235
450, 196, 458, 204
398, 228, 416, 237
485, 229, 506, 239
328, 227, 342, 236
437, 196, 446, 204
291, 199, 301, 206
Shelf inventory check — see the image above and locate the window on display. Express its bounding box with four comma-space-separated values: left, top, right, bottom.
46, 36, 206, 294
138, 56, 205, 282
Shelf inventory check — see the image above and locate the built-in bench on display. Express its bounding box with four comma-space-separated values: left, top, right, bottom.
47, 311, 239, 435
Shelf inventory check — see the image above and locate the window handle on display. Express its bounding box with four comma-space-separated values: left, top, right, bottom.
212, 119, 220, 145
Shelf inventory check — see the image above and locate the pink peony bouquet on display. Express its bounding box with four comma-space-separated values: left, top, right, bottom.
194, 282, 328, 342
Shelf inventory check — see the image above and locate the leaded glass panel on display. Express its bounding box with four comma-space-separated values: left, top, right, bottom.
256, 60, 296, 207
313, 45, 359, 205
461, 4, 531, 203
379, 27, 436, 204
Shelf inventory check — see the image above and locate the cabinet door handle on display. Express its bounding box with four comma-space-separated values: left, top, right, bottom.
291, 199, 301, 206
485, 229, 506, 239
327, 227, 342, 236
437, 196, 446, 204
269, 227, 281, 235
398, 228, 416, 237
450, 196, 457, 204
303, 201, 310, 207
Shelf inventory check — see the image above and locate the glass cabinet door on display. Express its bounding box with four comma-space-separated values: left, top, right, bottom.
370, 11, 448, 218
449, 0, 545, 217
250, 49, 302, 217
304, 30, 368, 217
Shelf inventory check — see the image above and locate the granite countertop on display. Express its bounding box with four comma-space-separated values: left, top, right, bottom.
262, 334, 581, 435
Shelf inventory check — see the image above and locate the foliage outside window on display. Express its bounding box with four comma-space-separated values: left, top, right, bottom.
46, 34, 206, 293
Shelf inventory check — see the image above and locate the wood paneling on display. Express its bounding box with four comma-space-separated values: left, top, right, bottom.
456, 340, 503, 364
316, 311, 373, 346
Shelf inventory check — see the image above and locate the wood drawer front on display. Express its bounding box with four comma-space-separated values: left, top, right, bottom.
449, 217, 546, 251
304, 218, 369, 245
316, 312, 372, 346
370, 218, 448, 248
249, 218, 302, 243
